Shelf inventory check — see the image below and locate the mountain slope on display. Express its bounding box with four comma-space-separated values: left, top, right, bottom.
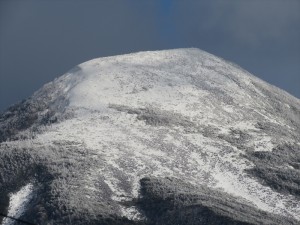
0, 48, 299, 225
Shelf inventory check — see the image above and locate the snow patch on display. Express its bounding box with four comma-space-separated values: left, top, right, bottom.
253, 136, 274, 152
2, 184, 33, 225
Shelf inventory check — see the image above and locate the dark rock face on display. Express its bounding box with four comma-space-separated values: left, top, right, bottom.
109, 104, 194, 128
0, 100, 39, 142
0, 66, 79, 143
0, 99, 58, 143
245, 143, 300, 198
138, 177, 298, 225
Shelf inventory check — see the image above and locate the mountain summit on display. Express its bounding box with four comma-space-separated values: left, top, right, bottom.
1, 49, 300, 225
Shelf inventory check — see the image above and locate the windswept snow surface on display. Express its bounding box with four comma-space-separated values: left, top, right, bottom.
2, 184, 33, 225
1, 48, 300, 222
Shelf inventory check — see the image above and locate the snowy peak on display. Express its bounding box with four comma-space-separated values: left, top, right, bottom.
30, 48, 298, 121
0, 49, 300, 225
32, 49, 249, 110
29, 48, 299, 138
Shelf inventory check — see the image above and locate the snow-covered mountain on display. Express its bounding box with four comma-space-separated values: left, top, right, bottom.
0, 48, 299, 225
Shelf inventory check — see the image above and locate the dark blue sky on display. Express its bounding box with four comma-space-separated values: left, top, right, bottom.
0, 0, 299, 111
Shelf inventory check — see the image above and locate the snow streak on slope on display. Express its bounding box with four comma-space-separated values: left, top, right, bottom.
2, 184, 33, 225
1, 48, 300, 223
